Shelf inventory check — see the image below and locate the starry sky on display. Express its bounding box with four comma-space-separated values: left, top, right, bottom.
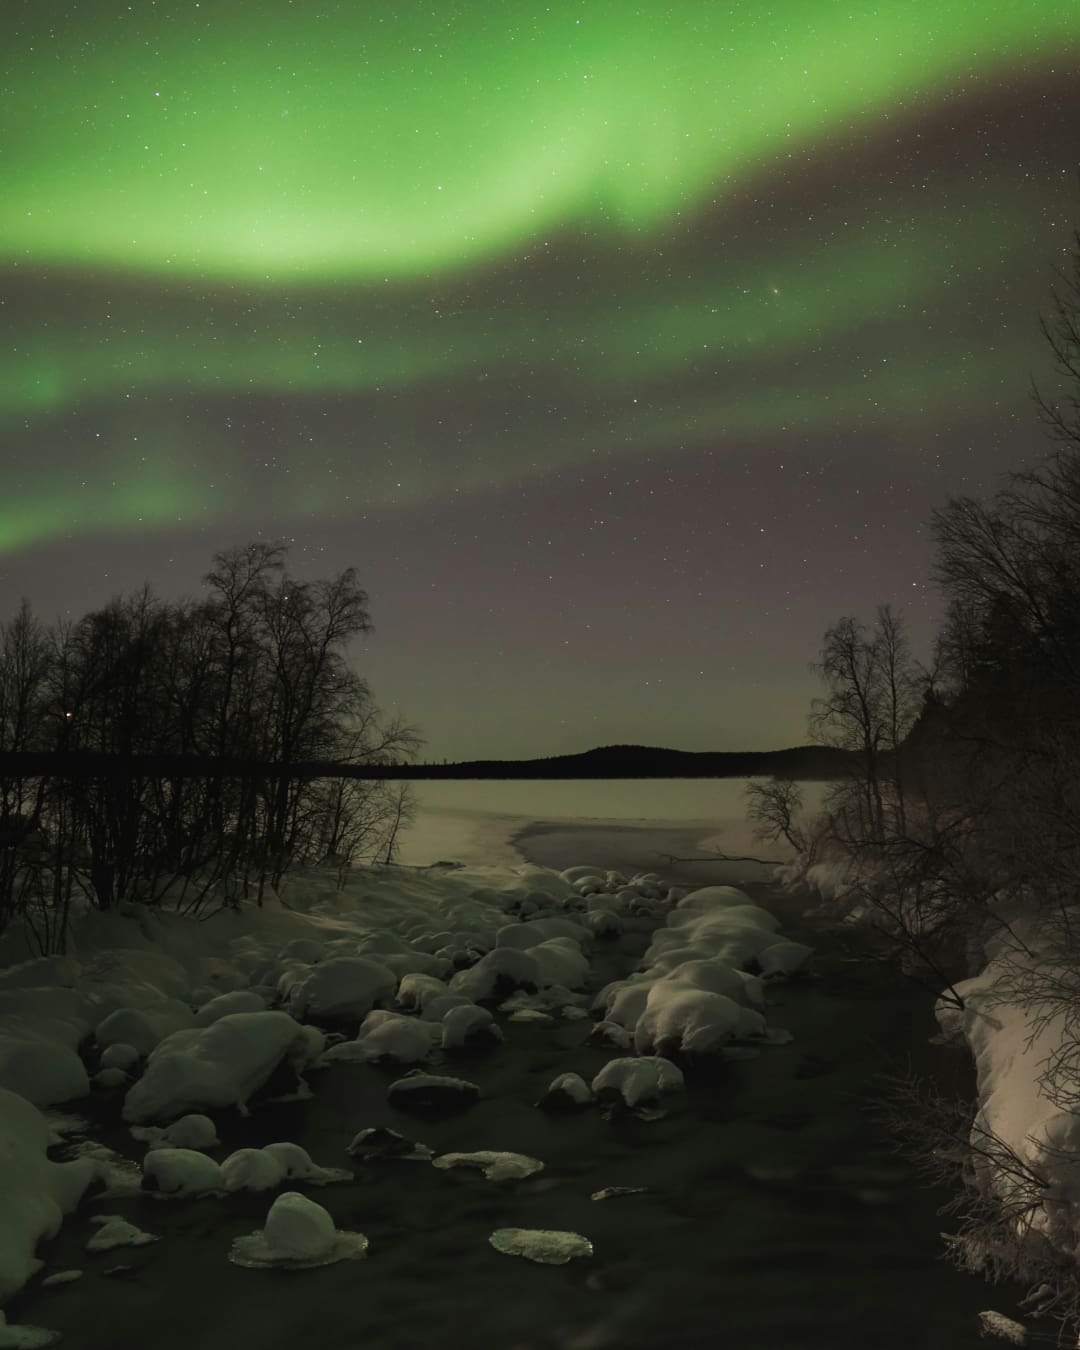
2, 1, 1079, 762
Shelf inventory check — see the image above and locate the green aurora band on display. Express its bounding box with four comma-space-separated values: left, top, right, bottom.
1, 1, 1079, 552
2, 0, 1077, 278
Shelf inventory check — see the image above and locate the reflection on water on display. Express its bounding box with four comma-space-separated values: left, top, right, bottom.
396, 778, 830, 867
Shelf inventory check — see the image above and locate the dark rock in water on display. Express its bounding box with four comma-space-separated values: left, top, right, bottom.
591, 1185, 648, 1200
386, 1070, 480, 1115
347, 1127, 433, 1161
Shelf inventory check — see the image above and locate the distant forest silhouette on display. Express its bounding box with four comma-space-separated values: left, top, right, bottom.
0, 742, 856, 782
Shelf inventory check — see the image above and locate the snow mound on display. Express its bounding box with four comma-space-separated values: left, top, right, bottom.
448, 948, 539, 1003
591, 1056, 685, 1109
537, 1073, 593, 1111
193, 990, 266, 1027
322, 1010, 438, 1065
0, 1090, 96, 1303
758, 940, 814, 979
220, 1149, 287, 1194
84, 1216, 157, 1253
131, 1113, 219, 1152
0, 1310, 61, 1348
440, 1004, 501, 1051
141, 1148, 224, 1198
395, 973, 448, 1013
633, 983, 766, 1057
261, 1142, 351, 1186
228, 1192, 367, 1269
122, 1010, 314, 1124
280, 956, 396, 1022
99, 1044, 140, 1073
94, 1002, 196, 1057
0, 1032, 89, 1109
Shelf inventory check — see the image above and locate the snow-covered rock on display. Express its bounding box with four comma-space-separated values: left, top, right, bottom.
84, 1215, 157, 1253
395, 973, 448, 1014
633, 982, 766, 1057
141, 1147, 224, 1197
99, 1044, 140, 1073
440, 1003, 501, 1051
261, 1142, 351, 1185
591, 1056, 685, 1109
122, 1010, 314, 1123
0, 1090, 96, 1302
321, 1010, 438, 1065
279, 956, 396, 1022
193, 990, 266, 1027
537, 1073, 593, 1111
220, 1148, 287, 1194
448, 947, 538, 1003
94, 1001, 196, 1057
228, 1192, 368, 1269
0, 1032, 89, 1108
131, 1113, 219, 1151
757, 940, 814, 979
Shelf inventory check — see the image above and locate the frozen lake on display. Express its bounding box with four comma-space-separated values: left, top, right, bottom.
396, 778, 830, 868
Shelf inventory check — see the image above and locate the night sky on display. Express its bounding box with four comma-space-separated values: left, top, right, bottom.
2, 2, 1079, 761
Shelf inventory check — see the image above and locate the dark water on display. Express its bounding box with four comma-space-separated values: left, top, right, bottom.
8, 854, 1019, 1350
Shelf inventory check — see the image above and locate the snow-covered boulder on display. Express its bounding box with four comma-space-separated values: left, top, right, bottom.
280, 956, 396, 1023
260, 1142, 351, 1185
323, 1011, 437, 1065
537, 1073, 594, 1111
591, 1056, 685, 1109
0, 1031, 89, 1108
131, 1113, 219, 1152
448, 947, 539, 1003
673, 885, 754, 914
141, 1148, 224, 1197
0, 1089, 97, 1302
193, 990, 266, 1027
662, 959, 764, 1008
395, 973, 448, 1014
220, 1148, 287, 1194
228, 1192, 368, 1269
440, 1004, 501, 1051
122, 1010, 314, 1124
94, 1001, 196, 1057
100, 1043, 141, 1073
633, 982, 766, 1057
757, 941, 814, 979
529, 938, 589, 989
417, 993, 473, 1023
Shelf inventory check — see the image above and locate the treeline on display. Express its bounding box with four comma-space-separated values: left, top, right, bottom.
0, 542, 421, 949
0, 742, 855, 782
384, 744, 857, 779
746, 225, 1080, 1331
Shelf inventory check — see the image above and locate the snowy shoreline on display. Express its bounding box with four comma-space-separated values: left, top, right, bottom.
0, 821, 1008, 1348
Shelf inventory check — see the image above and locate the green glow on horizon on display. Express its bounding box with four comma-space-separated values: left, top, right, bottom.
2, 1, 1078, 279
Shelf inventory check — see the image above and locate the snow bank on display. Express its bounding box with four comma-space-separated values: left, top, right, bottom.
0, 1089, 96, 1304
